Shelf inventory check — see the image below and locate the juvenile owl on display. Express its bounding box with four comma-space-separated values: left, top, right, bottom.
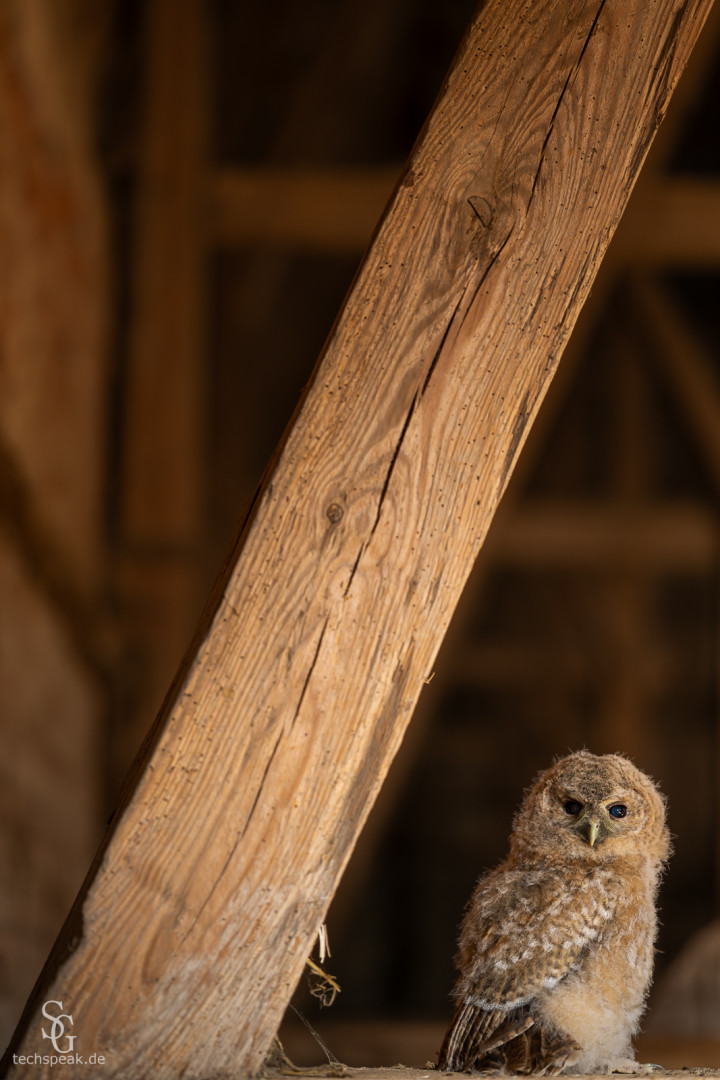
438, 751, 670, 1075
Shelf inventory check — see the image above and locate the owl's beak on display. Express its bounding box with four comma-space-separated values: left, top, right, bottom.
585, 817, 601, 847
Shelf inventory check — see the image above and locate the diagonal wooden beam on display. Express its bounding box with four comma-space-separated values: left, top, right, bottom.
3, 0, 714, 1077
637, 0, 720, 171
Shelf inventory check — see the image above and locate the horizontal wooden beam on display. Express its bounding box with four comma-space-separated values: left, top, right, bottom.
206, 165, 400, 253
449, 639, 676, 688
614, 178, 720, 266
486, 501, 719, 571
207, 170, 720, 265
4, 0, 713, 1077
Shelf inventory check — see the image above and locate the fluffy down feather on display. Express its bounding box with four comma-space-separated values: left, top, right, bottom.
438, 751, 670, 1075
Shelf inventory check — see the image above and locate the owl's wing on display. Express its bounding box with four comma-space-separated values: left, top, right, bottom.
438, 999, 537, 1072
438, 999, 579, 1074
438, 866, 615, 1072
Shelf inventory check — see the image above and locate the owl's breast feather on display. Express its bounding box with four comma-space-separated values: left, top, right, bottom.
536, 858, 658, 1073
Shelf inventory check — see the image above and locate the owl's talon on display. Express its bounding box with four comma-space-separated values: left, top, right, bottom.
612, 1064, 666, 1075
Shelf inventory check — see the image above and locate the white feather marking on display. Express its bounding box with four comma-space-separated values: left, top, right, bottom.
470, 993, 533, 1012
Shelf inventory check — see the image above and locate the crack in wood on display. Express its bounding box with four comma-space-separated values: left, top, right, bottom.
560, 249, 594, 327
293, 615, 330, 724
654, 3, 686, 98
368, 389, 419, 540
528, 66, 575, 209
339, 216, 515, 614
424, 227, 516, 414
472, 224, 515, 296
467, 195, 494, 226
238, 614, 328, 842
342, 384, 423, 601
239, 728, 285, 840
527, 0, 609, 211
420, 220, 514, 416
238, 616, 330, 842
421, 288, 468, 397
629, 4, 687, 180
343, 543, 366, 599
573, 0, 609, 82
499, 388, 533, 489
347, 218, 516, 601
183, 833, 242, 940
234, 612, 331, 856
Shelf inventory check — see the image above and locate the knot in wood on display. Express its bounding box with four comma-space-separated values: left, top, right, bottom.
326, 502, 344, 524
468, 195, 494, 227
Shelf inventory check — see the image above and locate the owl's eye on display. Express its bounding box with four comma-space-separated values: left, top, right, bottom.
608, 803, 627, 819
564, 799, 582, 816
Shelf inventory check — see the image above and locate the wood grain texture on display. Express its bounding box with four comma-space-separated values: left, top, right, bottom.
3, 0, 714, 1077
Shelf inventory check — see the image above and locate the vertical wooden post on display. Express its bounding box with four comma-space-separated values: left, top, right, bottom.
3, 0, 714, 1077
113, 0, 208, 772
122, 0, 206, 545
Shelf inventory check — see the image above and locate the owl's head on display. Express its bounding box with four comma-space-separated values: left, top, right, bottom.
511, 751, 670, 866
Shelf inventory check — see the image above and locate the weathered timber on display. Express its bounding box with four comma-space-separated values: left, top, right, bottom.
3, 0, 714, 1077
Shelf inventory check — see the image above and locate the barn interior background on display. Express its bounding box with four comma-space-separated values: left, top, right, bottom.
1, 0, 720, 1065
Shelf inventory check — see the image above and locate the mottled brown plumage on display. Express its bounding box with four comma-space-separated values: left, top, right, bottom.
438, 752, 670, 1074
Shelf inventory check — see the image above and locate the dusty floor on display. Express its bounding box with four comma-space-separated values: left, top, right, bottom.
274, 1015, 720, 1075
264, 1026, 720, 1079
263, 1068, 720, 1080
